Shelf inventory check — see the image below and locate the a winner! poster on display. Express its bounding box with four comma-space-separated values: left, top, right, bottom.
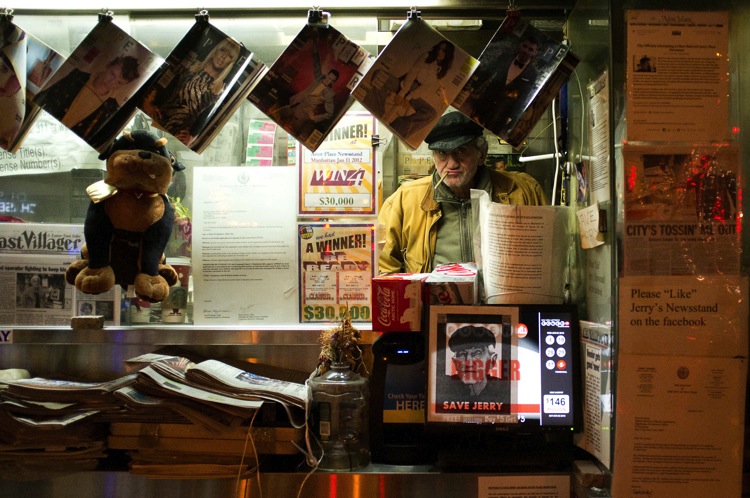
298, 112, 376, 215
298, 223, 374, 323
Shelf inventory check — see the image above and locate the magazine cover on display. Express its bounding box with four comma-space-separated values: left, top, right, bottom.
4, 28, 65, 153
136, 19, 266, 154
33, 17, 162, 153
453, 15, 576, 148
248, 22, 370, 152
0, 18, 26, 152
352, 18, 478, 150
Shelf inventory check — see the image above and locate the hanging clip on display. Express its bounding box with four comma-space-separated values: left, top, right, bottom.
98, 9, 114, 23
407, 6, 421, 21
307, 7, 329, 28
506, 0, 521, 19
195, 8, 210, 22
0, 8, 14, 22
371, 135, 385, 148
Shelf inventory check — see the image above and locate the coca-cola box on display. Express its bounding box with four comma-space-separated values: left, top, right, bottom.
372, 273, 429, 332
424, 263, 478, 305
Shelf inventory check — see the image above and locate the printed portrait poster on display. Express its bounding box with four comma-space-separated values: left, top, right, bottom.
136, 20, 266, 154
298, 112, 376, 215
453, 15, 574, 148
427, 305, 519, 425
33, 18, 162, 152
298, 223, 374, 324
626, 10, 729, 142
352, 18, 478, 150
249, 23, 370, 152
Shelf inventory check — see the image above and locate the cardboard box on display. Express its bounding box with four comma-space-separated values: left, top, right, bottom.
424, 263, 478, 305
372, 273, 428, 332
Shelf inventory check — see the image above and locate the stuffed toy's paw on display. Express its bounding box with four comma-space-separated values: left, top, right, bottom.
65, 258, 89, 287
75, 266, 116, 295
134, 273, 170, 303
159, 263, 179, 288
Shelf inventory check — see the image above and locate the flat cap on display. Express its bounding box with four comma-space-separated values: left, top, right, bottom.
448, 325, 496, 351
424, 112, 484, 151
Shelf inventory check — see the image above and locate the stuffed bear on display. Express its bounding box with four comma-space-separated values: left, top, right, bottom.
66, 130, 184, 303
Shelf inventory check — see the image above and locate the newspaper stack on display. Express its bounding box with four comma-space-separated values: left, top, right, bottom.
108, 421, 304, 479
0, 372, 134, 480
129, 353, 308, 428
115, 354, 308, 478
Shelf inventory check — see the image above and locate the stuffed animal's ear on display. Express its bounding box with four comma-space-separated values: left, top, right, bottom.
170, 152, 185, 172
97, 146, 112, 161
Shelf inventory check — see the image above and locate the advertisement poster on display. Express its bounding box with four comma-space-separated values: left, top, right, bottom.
626, 10, 729, 142
298, 112, 376, 215
576, 321, 612, 469
192, 167, 298, 325
612, 354, 746, 498
619, 275, 748, 357
622, 143, 740, 276
298, 223, 374, 323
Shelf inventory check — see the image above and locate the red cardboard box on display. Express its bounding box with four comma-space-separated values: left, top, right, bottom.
372, 273, 428, 332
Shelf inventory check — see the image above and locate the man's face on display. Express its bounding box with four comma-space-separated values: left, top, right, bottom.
452, 345, 496, 385
517, 39, 540, 63
432, 143, 484, 195
323, 71, 338, 88
95, 63, 129, 92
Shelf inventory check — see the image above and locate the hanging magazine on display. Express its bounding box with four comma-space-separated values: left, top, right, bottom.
3, 27, 65, 153
33, 16, 162, 153
453, 15, 578, 148
248, 22, 370, 152
135, 19, 266, 154
352, 17, 478, 150
0, 18, 26, 152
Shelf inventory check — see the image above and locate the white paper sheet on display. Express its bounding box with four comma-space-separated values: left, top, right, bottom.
192, 167, 298, 325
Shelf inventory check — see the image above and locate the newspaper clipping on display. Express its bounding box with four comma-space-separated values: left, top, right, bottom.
0, 223, 119, 325
622, 143, 740, 276
626, 10, 729, 142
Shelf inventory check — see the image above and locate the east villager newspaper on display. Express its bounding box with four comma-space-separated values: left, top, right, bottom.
0, 223, 120, 325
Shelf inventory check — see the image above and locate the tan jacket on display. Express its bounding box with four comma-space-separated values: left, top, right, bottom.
378, 168, 548, 274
